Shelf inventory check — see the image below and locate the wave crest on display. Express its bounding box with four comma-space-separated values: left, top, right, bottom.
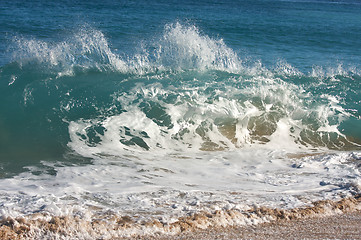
12, 27, 127, 76
10, 23, 243, 77
154, 22, 242, 72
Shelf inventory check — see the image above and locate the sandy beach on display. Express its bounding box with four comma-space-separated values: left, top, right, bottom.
1, 212, 360, 239
1, 196, 360, 239
138, 196, 361, 240
150, 210, 361, 240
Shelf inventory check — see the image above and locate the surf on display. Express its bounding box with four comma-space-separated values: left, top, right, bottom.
0, 22, 360, 239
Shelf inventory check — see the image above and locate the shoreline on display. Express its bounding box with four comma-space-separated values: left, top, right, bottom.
147, 210, 361, 240
1, 195, 360, 239
132, 195, 361, 240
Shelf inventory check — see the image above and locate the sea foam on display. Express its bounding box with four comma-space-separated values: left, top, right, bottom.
1, 22, 360, 239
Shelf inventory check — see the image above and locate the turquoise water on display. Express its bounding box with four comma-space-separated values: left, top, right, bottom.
0, 1, 361, 237
1, 0, 360, 175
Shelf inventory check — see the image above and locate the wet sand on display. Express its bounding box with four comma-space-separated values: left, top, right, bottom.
1, 196, 360, 239
135, 196, 361, 240
149, 210, 361, 240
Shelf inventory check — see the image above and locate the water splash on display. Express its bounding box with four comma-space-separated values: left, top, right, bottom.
154, 22, 242, 72
12, 27, 127, 76
68, 71, 360, 157
10, 23, 243, 77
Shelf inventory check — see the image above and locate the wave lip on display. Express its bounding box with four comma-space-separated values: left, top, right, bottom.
9, 22, 244, 77
11, 27, 128, 76
154, 22, 242, 72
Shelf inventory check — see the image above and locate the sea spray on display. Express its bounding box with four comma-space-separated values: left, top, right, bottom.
1, 0, 361, 237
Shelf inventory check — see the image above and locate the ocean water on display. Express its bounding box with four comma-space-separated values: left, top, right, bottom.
0, 0, 361, 238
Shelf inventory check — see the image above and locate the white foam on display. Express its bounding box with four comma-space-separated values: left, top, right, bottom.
310, 63, 361, 80
0, 149, 360, 221
155, 22, 242, 72
63, 65, 358, 155
12, 23, 246, 77
12, 27, 128, 75
4, 22, 361, 238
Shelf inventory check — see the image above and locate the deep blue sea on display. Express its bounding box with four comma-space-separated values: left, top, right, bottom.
0, 0, 361, 238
